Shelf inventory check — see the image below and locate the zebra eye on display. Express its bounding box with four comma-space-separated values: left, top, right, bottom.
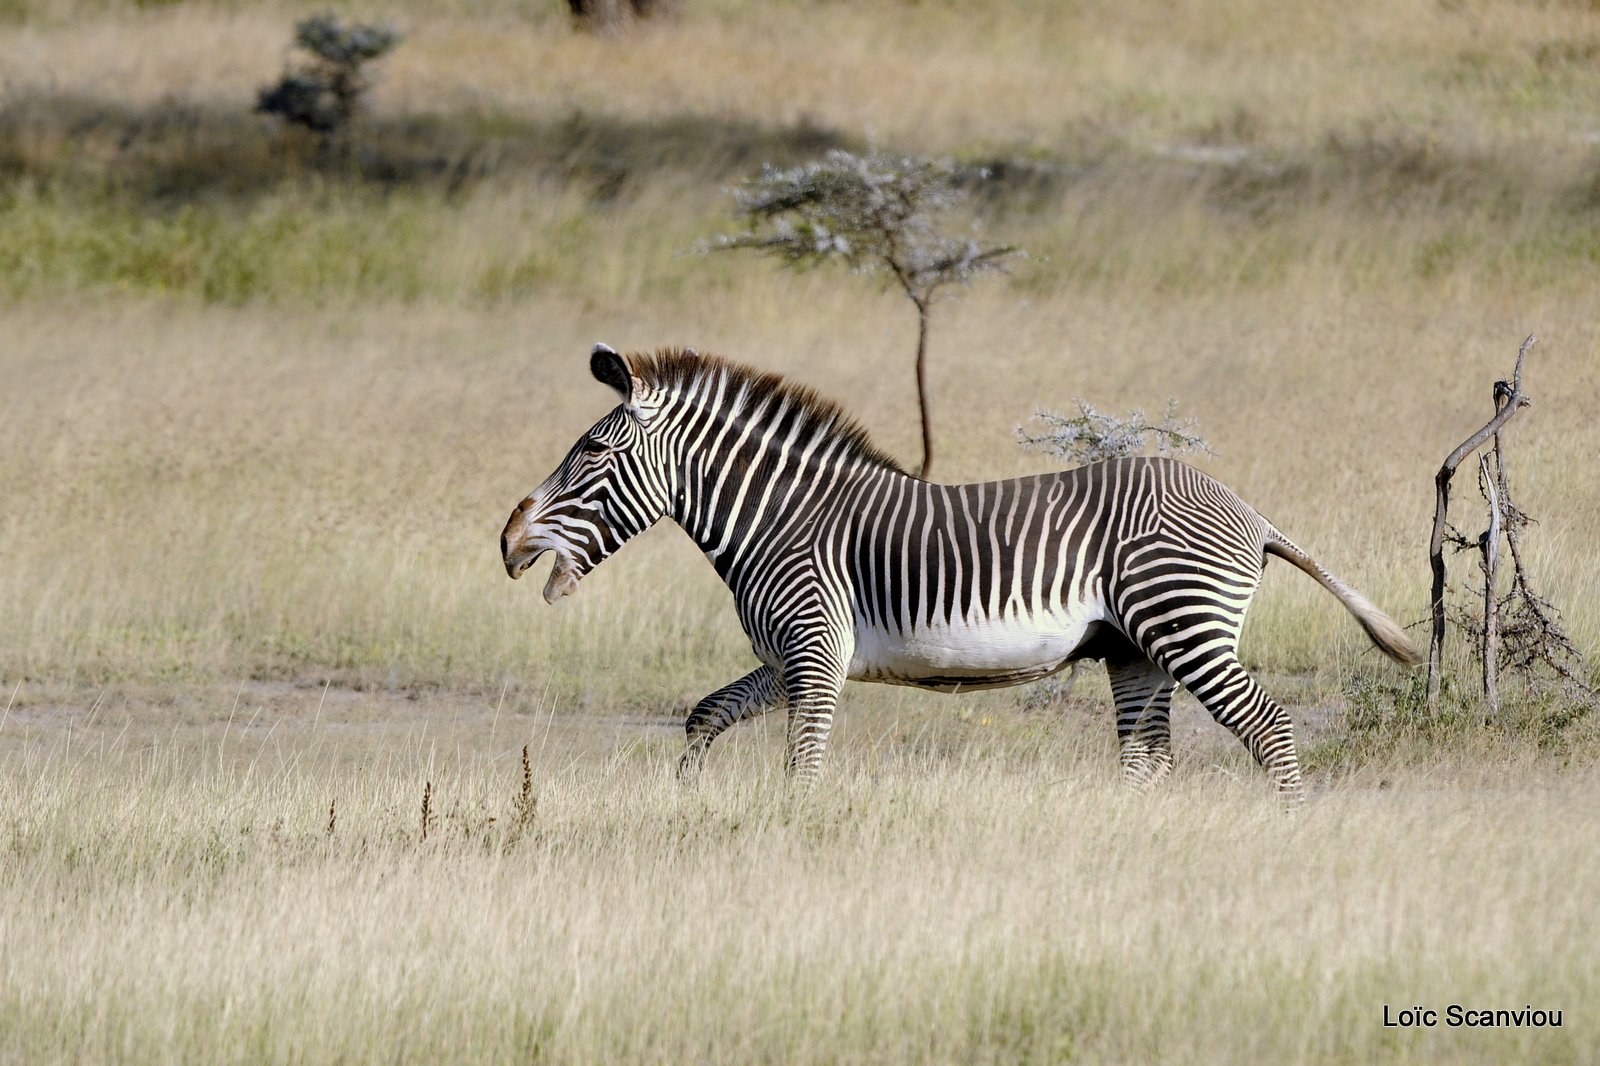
580, 438, 610, 456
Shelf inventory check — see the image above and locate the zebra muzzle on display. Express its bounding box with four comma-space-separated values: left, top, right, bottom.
543, 554, 583, 604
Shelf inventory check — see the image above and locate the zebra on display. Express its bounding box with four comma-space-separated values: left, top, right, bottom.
501, 344, 1421, 801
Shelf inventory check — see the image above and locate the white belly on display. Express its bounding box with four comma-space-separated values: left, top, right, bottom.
848, 606, 1101, 688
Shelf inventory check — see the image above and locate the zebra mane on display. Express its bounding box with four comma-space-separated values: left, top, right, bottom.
626, 348, 908, 475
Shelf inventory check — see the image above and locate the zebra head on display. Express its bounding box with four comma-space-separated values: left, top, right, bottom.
501, 344, 675, 603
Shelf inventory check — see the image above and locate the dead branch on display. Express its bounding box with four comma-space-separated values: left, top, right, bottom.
1478, 453, 1501, 717
1488, 414, 1587, 691
1426, 335, 1534, 714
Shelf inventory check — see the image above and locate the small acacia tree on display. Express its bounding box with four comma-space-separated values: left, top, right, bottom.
713, 149, 1019, 478
257, 14, 401, 148
1016, 398, 1210, 466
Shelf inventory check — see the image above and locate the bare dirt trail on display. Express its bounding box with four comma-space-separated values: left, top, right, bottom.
0, 675, 1343, 773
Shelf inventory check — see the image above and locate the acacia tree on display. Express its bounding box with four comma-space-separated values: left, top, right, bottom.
713, 149, 1019, 478
257, 15, 401, 149
1016, 398, 1210, 465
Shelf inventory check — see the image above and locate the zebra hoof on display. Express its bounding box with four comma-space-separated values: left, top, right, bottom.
676, 749, 707, 786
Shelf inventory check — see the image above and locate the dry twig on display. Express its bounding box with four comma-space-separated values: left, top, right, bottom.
1426, 335, 1534, 713
1428, 335, 1592, 717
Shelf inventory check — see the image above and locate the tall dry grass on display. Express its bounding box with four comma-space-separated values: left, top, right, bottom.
2, 281, 1594, 702
0, 705, 1594, 1064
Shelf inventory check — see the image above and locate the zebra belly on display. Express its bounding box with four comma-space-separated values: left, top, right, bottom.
848, 609, 1103, 690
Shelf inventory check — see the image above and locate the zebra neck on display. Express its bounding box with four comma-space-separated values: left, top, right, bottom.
669, 442, 910, 587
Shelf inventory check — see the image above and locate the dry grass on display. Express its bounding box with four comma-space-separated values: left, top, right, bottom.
1, 698, 1594, 1064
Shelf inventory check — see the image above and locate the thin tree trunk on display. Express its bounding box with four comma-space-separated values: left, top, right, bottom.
1480, 453, 1501, 717
1427, 466, 1454, 712
1492, 390, 1528, 589
914, 299, 934, 479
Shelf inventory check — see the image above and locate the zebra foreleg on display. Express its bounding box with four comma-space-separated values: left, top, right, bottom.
781, 649, 849, 788
678, 666, 785, 783
1106, 657, 1176, 791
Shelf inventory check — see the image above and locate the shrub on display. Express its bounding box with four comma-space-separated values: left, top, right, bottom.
1016, 398, 1210, 466
257, 14, 402, 145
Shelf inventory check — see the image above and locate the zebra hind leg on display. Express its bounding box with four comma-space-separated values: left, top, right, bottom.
1156, 648, 1304, 806
1106, 656, 1176, 792
678, 666, 784, 783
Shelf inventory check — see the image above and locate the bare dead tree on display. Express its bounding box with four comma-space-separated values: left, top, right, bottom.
1426, 336, 1534, 713
1428, 335, 1593, 718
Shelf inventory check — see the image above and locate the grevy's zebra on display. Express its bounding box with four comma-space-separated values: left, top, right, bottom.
502, 345, 1421, 800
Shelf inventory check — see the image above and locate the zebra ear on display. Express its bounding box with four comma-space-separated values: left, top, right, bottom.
590, 343, 633, 403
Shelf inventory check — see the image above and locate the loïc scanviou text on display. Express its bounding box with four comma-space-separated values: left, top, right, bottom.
1383, 1005, 1563, 1028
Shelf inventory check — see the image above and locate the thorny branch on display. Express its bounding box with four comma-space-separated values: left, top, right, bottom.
1429, 334, 1592, 717
1426, 335, 1535, 713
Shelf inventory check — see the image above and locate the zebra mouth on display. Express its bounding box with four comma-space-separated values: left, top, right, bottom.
543, 553, 583, 604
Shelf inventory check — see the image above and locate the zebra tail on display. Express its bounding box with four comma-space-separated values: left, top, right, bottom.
1262, 526, 1425, 667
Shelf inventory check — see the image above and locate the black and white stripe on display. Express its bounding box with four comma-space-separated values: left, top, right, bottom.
502, 346, 1421, 800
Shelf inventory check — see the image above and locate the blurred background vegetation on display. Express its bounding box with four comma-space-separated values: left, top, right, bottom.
1, 0, 1597, 718
6, 0, 1600, 304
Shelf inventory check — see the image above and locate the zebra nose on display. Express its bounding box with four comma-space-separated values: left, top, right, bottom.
500, 528, 509, 560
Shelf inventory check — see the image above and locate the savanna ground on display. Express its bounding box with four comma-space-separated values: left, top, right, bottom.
2, 1, 1599, 1062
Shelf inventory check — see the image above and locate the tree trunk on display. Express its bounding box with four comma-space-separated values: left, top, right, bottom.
913, 300, 934, 479
1479, 453, 1501, 717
